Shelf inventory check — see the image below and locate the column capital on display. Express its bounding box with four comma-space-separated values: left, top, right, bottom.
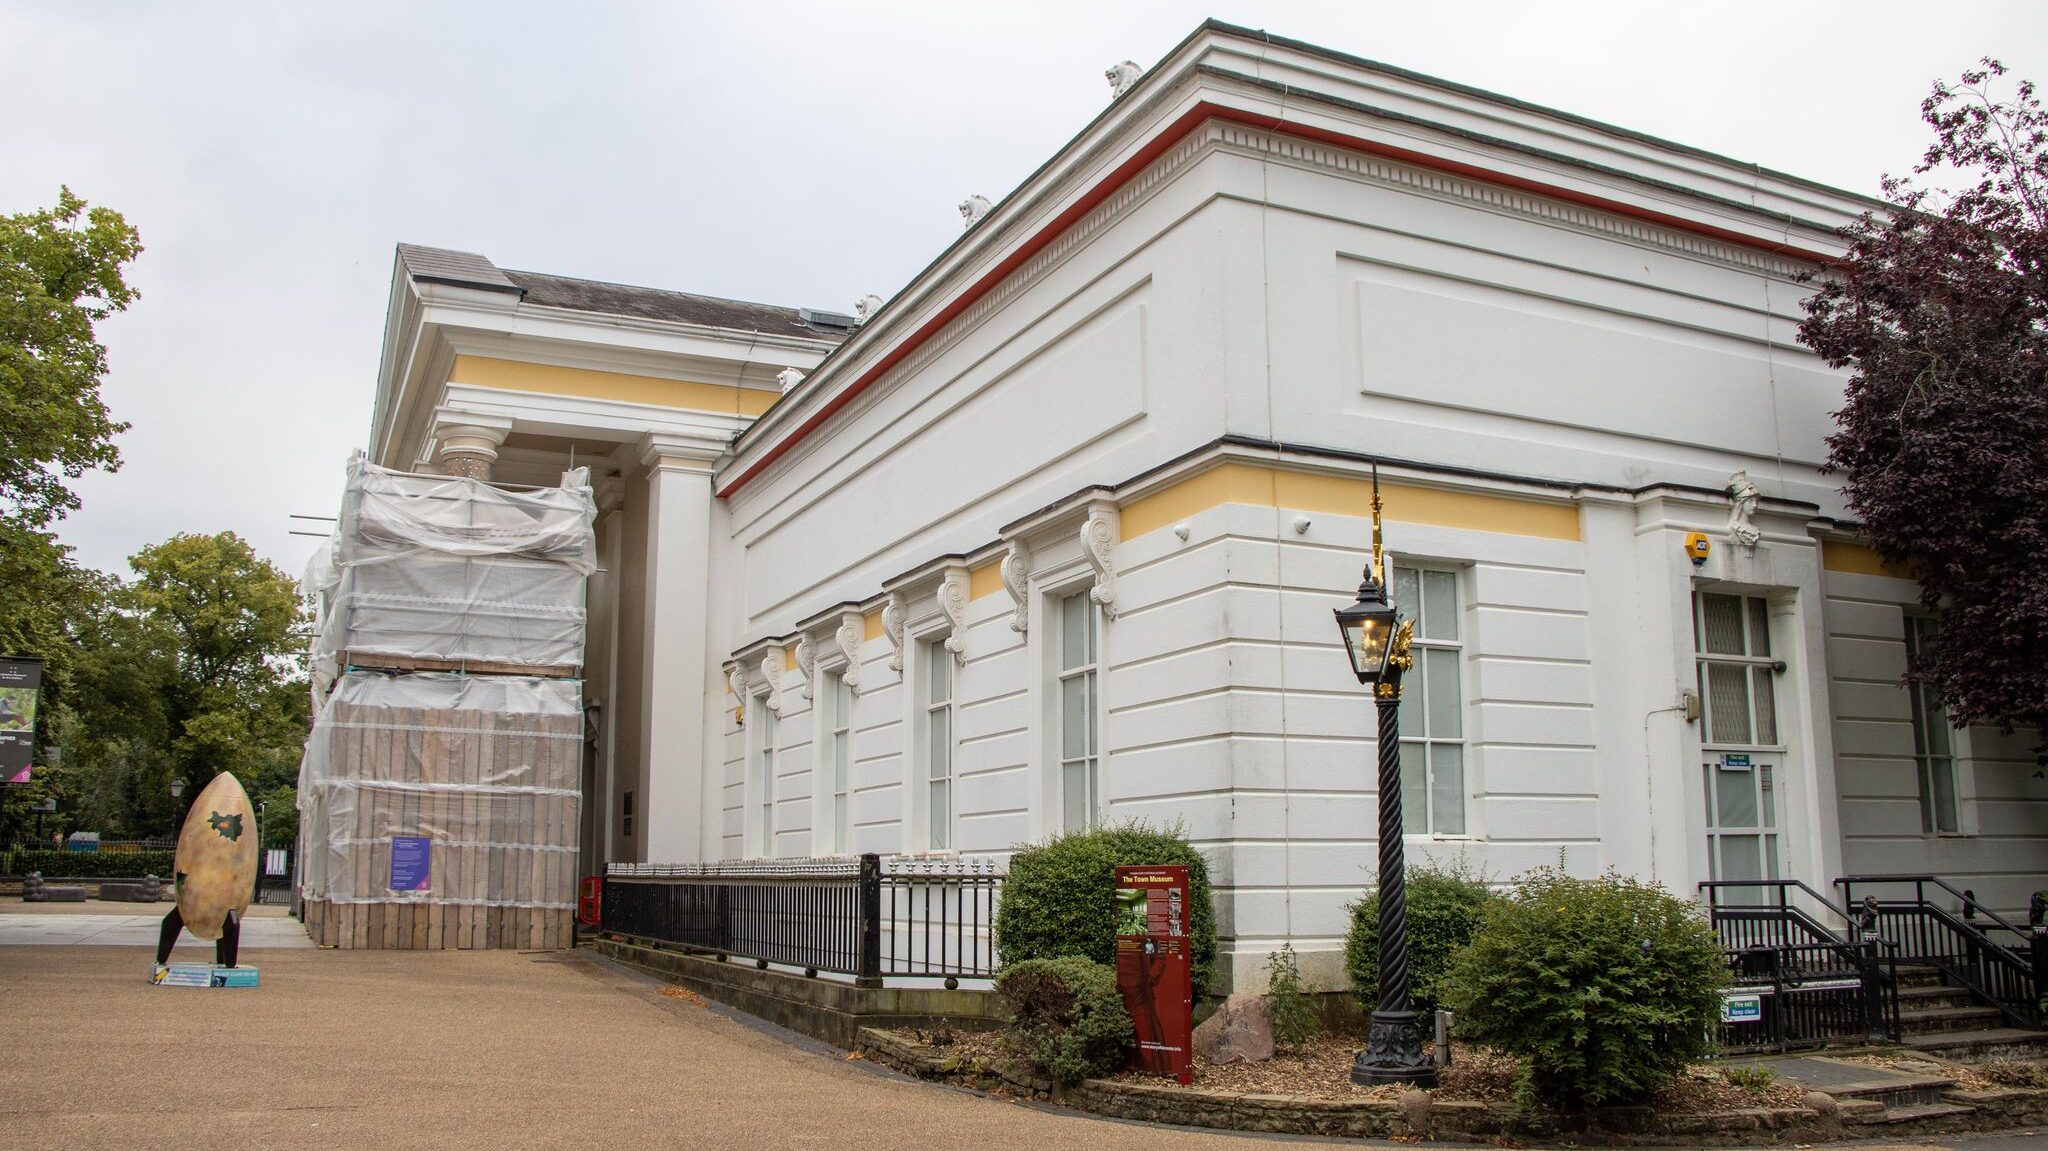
432, 407, 514, 480
637, 430, 726, 472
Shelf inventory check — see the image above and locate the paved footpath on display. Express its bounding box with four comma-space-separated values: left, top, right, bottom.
1, 937, 2045, 1151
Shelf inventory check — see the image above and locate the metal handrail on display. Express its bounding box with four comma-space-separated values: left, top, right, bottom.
1837, 874, 2034, 940
1699, 878, 1859, 924
1836, 874, 2040, 1029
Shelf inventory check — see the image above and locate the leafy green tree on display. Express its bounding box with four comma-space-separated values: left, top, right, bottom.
0, 187, 136, 836
63, 533, 308, 836
0, 187, 139, 530
1798, 61, 2048, 740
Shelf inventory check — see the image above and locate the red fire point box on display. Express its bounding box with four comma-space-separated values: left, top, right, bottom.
1112, 864, 1194, 1085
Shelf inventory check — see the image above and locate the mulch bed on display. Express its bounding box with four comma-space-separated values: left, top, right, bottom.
929, 1026, 1806, 1113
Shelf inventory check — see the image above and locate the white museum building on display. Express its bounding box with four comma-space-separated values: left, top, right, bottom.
349, 21, 2044, 988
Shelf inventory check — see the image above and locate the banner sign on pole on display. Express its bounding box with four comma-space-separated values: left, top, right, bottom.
0, 656, 44, 784
1113, 864, 1195, 1084
390, 836, 432, 891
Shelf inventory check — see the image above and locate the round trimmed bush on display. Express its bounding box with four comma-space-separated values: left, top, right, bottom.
996, 956, 1133, 1084
1442, 868, 1729, 1110
994, 820, 1216, 997
1346, 862, 1498, 1016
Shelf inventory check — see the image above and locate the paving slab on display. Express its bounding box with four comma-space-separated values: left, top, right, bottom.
0, 909, 311, 948
0, 946, 1306, 1150
1747, 1054, 1940, 1091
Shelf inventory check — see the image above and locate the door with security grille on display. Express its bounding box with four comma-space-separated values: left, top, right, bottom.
1695, 592, 1783, 899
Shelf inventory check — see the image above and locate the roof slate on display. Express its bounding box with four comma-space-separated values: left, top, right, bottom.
393, 243, 849, 344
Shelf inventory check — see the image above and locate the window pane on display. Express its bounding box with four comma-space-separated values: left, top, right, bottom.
1707, 663, 1752, 744
1720, 835, 1763, 883
1764, 835, 1779, 880
1922, 691, 1952, 755
1747, 598, 1772, 657
1061, 595, 1087, 671
1393, 567, 1420, 623
1750, 667, 1777, 745
1083, 597, 1098, 663
1431, 744, 1465, 835
929, 780, 949, 849
1086, 669, 1098, 755
1702, 763, 1715, 829
1930, 758, 1959, 833
1398, 667, 1422, 734
1425, 647, 1461, 738
834, 732, 849, 791
1061, 674, 1088, 760
1422, 570, 1458, 641
835, 674, 852, 720
1758, 762, 1775, 828
1399, 741, 1427, 835
1716, 763, 1759, 828
1062, 762, 1088, 830
929, 708, 950, 780
1700, 593, 1745, 655
929, 646, 950, 704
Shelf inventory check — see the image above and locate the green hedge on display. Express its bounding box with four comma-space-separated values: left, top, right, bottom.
4, 850, 176, 878
994, 820, 1218, 998
996, 957, 1133, 1084
1346, 862, 1500, 1016
1443, 868, 1729, 1110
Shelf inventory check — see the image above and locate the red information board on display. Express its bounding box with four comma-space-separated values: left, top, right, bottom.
1113, 864, 1194, 1084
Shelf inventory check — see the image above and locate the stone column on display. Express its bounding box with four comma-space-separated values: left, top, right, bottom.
432, 408, 513, 481
634, 431, 724, 864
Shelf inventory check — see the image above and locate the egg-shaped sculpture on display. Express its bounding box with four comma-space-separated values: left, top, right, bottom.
173, 771, 259, 941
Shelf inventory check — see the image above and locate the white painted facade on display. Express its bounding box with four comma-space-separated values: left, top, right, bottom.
360, 22, 2046, 992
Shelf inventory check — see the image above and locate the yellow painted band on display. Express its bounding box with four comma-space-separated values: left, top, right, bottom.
1822, 540, 1907, 579
968, 560, 1004, 600
863, 611, 883, 642
1120, 461, 1580, 542
450, 355, 778, 417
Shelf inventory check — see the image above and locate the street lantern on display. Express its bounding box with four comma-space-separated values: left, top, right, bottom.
169, 777, 186, 801
1339, 471, 1438, 1088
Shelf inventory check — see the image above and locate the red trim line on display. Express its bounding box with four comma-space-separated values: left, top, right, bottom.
718, 102, 1832, 498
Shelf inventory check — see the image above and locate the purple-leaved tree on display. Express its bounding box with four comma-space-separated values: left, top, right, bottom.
1800, 61, 2048, 753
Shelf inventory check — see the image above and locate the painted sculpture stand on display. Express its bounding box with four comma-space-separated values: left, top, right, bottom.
153, 771, 260, 982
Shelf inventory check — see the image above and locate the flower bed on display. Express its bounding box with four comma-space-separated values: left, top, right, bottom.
854, 1026, 1841, 1145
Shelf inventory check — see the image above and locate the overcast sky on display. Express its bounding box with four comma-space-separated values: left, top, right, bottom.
7, 1, 2044, 581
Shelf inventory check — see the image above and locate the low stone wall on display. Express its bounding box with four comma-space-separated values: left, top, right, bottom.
592, 936, 1002, 1048
853, 1027, 2048, 1145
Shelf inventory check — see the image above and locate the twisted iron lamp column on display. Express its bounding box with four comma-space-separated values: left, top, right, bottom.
1351, 660, 1438, 1086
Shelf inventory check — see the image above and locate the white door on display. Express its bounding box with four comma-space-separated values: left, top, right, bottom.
1695, 591, 1783, 898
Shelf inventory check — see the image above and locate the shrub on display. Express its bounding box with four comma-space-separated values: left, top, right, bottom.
1346, 861, 1499, 1016
994, 820, 1217, 998
1721, 1064, 1777, 1092
1264, 944, 1321, 1051
4, 850, 176, 879
1442, 868, 1729, 1110
996, 957, 1133, 1084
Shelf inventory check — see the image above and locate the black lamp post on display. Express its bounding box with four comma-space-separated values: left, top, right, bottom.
169, 776, 187, 836
1336, 476, 1437, 1088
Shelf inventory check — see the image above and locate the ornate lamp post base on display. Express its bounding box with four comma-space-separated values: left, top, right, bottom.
1351, 1009, 1439, 1086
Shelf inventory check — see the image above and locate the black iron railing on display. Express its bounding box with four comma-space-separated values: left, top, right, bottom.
601, 853, 1003, 986
1836, 874, 2043, 1028
1699, 879, 1899, 1053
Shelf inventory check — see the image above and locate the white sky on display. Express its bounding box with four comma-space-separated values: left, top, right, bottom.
6, 0, 2044, 580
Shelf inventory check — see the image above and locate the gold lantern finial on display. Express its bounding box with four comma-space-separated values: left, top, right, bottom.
1369, 463, 1385, 586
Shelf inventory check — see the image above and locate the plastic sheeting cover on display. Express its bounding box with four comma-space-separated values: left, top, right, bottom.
337, 454, 596, 570
298, 671, 583, 909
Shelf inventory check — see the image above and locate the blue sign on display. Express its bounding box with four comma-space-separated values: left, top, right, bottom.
390, 836, 431, 891
1721, 992, 1763, 1023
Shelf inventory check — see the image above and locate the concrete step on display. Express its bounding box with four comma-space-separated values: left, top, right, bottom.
1902, 1027, 2048, 1063
1899, 1004, 2013, 1034
1820, 1072, 1957, 1110
1846, 1101, 1979, 1127
1896, 984, 1981, 1011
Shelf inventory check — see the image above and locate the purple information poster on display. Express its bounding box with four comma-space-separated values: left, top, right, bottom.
0, 656, 44, 785
390, 836, 431, 892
